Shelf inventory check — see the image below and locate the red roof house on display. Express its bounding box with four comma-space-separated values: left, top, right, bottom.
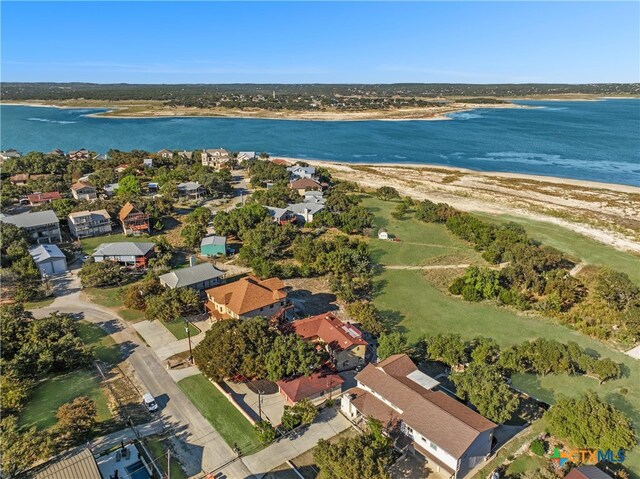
27, 192, 62, 206
277, 371, 344, 405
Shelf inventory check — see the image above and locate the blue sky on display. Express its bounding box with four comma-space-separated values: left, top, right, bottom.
2, 1, 638, 84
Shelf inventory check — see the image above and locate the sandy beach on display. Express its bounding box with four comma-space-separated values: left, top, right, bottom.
278, 157, 640, 253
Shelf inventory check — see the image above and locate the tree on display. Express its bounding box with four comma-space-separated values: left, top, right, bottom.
0, 304, 31, 361
254, 420, 276, 445
181, 222, 207, 249
78, 259, 124, 288
376, 332, 408, 361
145, 288, 200, 323
0, 369, 30, 414
0, 416, 52, 478
213, 203, 269, 240
451, 363, 519, 423
294, 398, 318, 425
595, 269, 639, 311
470, 337, 500, 364
56, 396, 97, 443
187, 206, 212, 227
346, 301, 386, 336
416, 200, 458, 223
123, 279, 164, 310
116, 174, 141, 199
545, 392, 636, 452
375, 186, 400, 201
281, 406, 302, 431
265, 334, 322, 381
314, 418, 392, 479
426, 334, 468, 366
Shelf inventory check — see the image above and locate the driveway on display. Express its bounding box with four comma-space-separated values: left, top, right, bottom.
31, 271, 252, 479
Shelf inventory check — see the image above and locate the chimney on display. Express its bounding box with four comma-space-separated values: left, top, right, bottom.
189, 255, 197, 267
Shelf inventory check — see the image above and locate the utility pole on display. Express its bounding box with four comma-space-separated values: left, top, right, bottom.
185, 318, 193, 363
167, 449, 171, 479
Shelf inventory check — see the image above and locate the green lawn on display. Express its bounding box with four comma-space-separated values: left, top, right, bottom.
145, 437, 186, 479
19, 370, 112, 430
23, 296, 55, 310
506, 454, 548, 475
177, 374, 261, 454
84, 284, 145, 322
159, 318, 200, 340
75, 321, 121, 365
474, 212, 640, 285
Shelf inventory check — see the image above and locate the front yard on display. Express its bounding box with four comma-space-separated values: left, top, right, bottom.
159, 317, 200, 340
177, 374, 262, 455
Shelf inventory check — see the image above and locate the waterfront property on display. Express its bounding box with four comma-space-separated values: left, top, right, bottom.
237, 151, 256, 162
205, 275, 289, 321
27, 191, 62, 206
92, 242, 155, 268
0, 210, 61, 244
157, 148, 173, 158
69, 149, 90, 160
201, 148, 229, 169
70, 182, 97, 201
159, 262, 224, 294
292, 313, 367, 371
119, 202, 150, 235
289, 178, 323, 195
177, 150, 193, 160
1, 148, 21, 160
68, 210, 112, 239
29, 243, 68, 276
341, 354, 496, 479
277, 370, 344, 405
200, 235, 227, 257
176, 181, 205, 199
287, 165, 316, 179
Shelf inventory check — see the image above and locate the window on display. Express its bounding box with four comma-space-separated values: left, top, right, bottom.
430, 442, 438, 451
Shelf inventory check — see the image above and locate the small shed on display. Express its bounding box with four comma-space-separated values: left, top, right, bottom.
378, 229, 389, 240
200, 235, 227, 257
29, 244, 68, 276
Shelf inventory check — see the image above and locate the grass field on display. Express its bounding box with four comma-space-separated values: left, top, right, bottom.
177, 374, 261, 454
506, 454, 548, 475
159, 317, 200, 340
145, 436, 187, 479
19, 369, 112, 430
85, 285, 145, 322
473, 212, 640, 285
364, 196, 640, 476
76, 320, 122, 365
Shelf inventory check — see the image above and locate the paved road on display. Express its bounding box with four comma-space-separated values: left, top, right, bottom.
33, 272, 251, 479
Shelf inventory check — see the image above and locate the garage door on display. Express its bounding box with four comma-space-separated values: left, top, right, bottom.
39, 261, 54, 276
51, 258, 67, 274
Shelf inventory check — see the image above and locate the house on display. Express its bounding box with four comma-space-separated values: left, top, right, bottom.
93, 153, 108, 161
287, 165, 316, 179
27, 192, 62, 206
157, 148, 173, 158
29, 244, 68, 277
143, 158, 154, 167
115, 164, 130, 173
68, 210, 112, 239
200, 235, 227, 257
237, 151, 256, 162
201, 148, 230, 169
1, 149, 21, 160
341, 354, 497, 479
178, 150, 193, 160
271, 158, 291, 166
70, 182, 97, 201
28, 447, 102, 479
9, 173, 30, 185
103, 183, 119, 197
565, 466, 613, 479
159, 263, 224, 293
277, 371, 345, 405
205, 275, 289, 321
119, 202, 150, 235
69, 149, 90, 160
92, 242, 155, 268
378, 229, 389, 240
289, 178, 323, 195
177, 181, 206, 199
292, 313, 368, 371
287, 202, 325, 224
303, 190, 325, 204
0, 210, 61, 244
266, 206, 296, 225
47, 148, 65, 156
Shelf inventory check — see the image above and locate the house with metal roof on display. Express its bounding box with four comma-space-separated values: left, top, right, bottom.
200, 235, 227, 257
0, 210, 61, 244
287, 165, 316, 179
28, 447, 102, 479
159, 263, 224, 293
341, 354, 496, 479
92, 242, 155, 268
68, 210, 112, 239
29, 244, 68, 276
177, 181, 205, 199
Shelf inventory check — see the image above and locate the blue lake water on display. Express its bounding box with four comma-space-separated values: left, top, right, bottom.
1, 99, 639, 186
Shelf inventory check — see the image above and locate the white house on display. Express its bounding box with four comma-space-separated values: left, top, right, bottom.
29, 244, 68, 276
287, 165, 316, 179
341, 354, 496, 479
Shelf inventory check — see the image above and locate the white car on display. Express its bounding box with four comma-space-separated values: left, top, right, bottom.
143, 393, 158, 412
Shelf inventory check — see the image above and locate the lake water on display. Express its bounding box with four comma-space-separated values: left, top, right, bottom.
1, 99, 639, 186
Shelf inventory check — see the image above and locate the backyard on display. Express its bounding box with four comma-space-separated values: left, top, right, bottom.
177, 374, 262, 455
364, 196, 640, 475
145, 436, 187, 479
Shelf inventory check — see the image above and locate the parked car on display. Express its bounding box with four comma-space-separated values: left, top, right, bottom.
143, 393, 158, 412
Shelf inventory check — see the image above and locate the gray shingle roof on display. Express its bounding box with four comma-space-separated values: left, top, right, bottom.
159, 263, 224, 288
29, 244, 66, 263
287, 202, 325, 215
266, 206, 293, 220
201, 235, 226, 247
93, 242, 155, 257
0, 210, 59, 228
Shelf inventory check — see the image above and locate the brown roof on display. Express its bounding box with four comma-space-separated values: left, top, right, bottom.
117, 202, 146, 221
292, 313, 368, 352
289, 178, 322, 190
565, 467, 613, 479
271, 158, 291, 166
206, 275, 287, 316
29, 448, 101, 479
70, 182, 95, 191
354, 354, 496, 458
349, 388, 400, 428
277, 371, 344, 403
27, 192, 62, 203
